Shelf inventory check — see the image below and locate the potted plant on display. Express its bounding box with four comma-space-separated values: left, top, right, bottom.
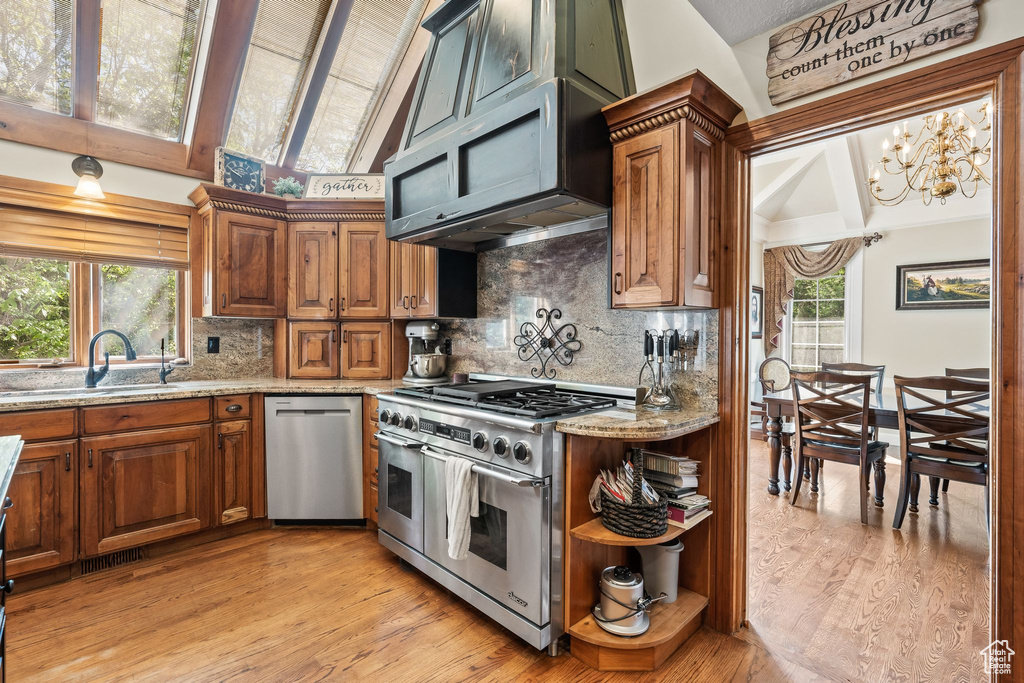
272, 176, 304, 199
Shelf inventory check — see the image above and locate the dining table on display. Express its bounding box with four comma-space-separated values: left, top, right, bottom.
762, 386, 990, 496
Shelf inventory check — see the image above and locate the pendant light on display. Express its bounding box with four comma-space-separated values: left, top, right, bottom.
72, 155, 105, 199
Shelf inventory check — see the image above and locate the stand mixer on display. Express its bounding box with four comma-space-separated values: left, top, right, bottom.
404, 321, 448, 385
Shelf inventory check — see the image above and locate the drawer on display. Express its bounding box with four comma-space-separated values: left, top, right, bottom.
83, 398, 212, 435
0, 408, 77, 442
215, 394, 251, 420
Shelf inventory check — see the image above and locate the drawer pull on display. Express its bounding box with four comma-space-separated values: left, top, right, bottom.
87, 448, 93, 468
613, 272, 623, 295
402, 296, 409, 310
2, 497, 10, 510
411, 295, 418, 309
226, 404, 243, 413
218, 432, 224, 449
329, 297, 334, 312
65, 451, 71, 471
222, 293, 227, 309
340, 297, 345, 311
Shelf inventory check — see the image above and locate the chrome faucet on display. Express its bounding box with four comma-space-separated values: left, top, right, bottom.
159, 338, 174, 384
85, 329, 137, 388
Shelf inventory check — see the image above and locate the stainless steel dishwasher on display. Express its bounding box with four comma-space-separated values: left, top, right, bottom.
265, 395, 363, 521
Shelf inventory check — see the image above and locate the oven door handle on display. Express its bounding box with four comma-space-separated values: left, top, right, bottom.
375, 432, 423, 449
420, 446, 546, 488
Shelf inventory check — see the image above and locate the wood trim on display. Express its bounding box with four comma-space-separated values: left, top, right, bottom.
185, 1, 260, 175
189, 183, 385, 221
280, 0, 356, 169
73, 0, 101, 122
251, 393, 267, 519
718, 38, 1024, 663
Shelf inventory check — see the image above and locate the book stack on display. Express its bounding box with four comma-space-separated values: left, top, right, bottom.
641, 450, 713, 529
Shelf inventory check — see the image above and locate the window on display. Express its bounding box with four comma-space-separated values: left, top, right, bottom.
297, 0, 426, 173
0, 0, 74, 114
226, 0, 332, 162
0, 258, 186, 368
95, 0, 206, 140
790, 268, 846, 372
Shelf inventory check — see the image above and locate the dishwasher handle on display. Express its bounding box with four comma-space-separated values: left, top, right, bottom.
274, 409, 352, 417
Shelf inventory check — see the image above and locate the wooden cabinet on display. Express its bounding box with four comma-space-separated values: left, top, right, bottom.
287, 322, 340, 379
214, 420, 251, 525
341, 322, 391, 379
362, 395, 379, 525
288, 222, 338, 319
80, 425, 212, 557
5, 440, 76, 577
602, 72, 741, 310
212, 211, 287, 317
340, 222, 388, 318
389, 241, 475, 318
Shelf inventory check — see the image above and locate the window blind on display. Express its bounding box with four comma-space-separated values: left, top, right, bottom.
0, 205, 189, 269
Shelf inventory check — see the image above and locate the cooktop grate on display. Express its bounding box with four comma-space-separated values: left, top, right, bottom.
394, 385, 617, 418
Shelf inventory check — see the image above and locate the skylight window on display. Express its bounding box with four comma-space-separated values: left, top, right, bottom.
297, 0, 425, 173
0, 0, 73, 114
95, 0, 205, 140
226, 0, 332, 163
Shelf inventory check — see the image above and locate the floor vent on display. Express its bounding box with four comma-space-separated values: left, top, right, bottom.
80, 547, 147, 575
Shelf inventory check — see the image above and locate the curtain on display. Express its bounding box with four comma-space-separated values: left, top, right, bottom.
763, 238, 862, 356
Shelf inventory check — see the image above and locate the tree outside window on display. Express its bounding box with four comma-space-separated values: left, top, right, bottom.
790, 268, 846, 372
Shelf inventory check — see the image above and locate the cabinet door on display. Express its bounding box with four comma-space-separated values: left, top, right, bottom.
80, 425, 212, 557
683, 124, 715, 308
5, 440, 76, 576
389, 241, 415, 317
215, 420, 251, 525
411, 245, 438, 318
341, 322, 391, 379
288, 222, 338, 318
289, 322, 340, 379
340, 222, 388, 318
215, 211, 287, 317
610, 125, 679, 308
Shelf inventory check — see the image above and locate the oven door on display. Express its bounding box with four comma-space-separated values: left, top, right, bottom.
377, 431, 424, 553
422, 444, 550, 626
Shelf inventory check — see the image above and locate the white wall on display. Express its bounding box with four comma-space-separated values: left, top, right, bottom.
860, 218, 991, 380
0, 139, 199, 205
750, 240, 766, 399
622, 0, 1024, 122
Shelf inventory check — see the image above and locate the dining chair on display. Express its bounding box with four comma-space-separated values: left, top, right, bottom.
821, 362, 886, 396
756, 358, 797, 489
790, 371, 889, 524
751, 400, 795, 490
936, 368, 991, 499
892, 375, 990, 530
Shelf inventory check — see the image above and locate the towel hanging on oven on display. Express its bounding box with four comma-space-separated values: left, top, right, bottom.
445, 456, 480, 560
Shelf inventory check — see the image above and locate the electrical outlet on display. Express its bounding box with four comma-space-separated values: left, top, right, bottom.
207, 337, 220, 354
443, 338, 452, 355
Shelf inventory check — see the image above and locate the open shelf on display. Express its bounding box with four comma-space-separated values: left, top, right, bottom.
569, 510, 712, 546
569, 587, 707, 649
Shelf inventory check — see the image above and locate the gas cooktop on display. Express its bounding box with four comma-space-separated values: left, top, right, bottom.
392, 379, 618, 419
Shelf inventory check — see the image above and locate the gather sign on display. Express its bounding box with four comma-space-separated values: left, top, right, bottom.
766, 0, 980, 105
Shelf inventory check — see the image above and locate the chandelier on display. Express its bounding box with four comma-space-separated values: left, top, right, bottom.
867, 102, 993, 206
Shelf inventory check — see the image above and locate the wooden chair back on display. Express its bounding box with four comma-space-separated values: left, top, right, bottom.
893, 376, 990, 468
791, 371, 872, 459
943, 367, 990, 400
822, 362, 886, 396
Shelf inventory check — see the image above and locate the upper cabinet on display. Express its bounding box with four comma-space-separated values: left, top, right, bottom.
340, 222, 389, 319
213, 212, 287, 318
288, 222, 338, 319
389, 241, 476, 319
602, 72, 741, 310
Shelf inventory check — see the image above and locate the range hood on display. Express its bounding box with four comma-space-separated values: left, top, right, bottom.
385, 0, 634, 251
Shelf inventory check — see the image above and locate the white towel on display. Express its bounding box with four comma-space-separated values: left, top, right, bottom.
445, 455, 479, 560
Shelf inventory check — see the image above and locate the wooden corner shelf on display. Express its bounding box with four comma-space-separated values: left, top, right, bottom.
569, 510, 712, 547
568, 588, 708, 671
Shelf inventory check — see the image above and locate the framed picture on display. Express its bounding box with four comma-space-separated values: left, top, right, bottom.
303, 174, 385, 199
214, 147, 266, 194
896, 259, 991, 310
751, 286, 764, 339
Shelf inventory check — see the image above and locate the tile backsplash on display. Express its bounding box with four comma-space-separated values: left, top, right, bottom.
441, 230, 718, 412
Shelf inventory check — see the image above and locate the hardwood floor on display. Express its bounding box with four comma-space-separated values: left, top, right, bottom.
745, 439, 990, 682
5, 442, 988, 681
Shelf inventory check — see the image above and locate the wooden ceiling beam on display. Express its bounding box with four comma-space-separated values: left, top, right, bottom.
279, 0, 356, 170
185, 0, 260, 176
73, 0, 102, 121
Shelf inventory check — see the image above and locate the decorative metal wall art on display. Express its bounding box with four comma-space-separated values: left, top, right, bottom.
514, 308, 581, 379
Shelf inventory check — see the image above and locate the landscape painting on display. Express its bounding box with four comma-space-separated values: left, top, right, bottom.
896, 259, 991, 310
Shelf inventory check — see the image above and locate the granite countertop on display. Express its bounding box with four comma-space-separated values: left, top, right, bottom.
554, 405, 720, 440
0, 435, 23, 502
0, 378, 408, 413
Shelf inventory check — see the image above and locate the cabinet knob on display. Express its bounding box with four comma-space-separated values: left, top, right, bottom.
613, 272, 623, 295
2, 497, 11, 510
2, 579, 13, 594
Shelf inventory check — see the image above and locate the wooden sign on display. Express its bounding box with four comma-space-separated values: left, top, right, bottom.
766, 0, 980, 105
303, 174, 385, 200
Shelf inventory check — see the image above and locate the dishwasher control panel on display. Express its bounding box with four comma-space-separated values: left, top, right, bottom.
418, 418, 471, 445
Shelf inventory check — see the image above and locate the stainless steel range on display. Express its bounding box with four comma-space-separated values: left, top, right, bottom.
375, 376, 625, 653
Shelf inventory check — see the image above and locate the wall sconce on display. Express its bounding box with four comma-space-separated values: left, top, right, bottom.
72, 155, 105, 199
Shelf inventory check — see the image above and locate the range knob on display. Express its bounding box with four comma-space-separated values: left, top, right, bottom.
389, 411, 402, 427
379, 409, 392, 425
403, 415, 417, 431
492, 437, 509, 458
472, 432, 488, 452
513, 441, 532, 464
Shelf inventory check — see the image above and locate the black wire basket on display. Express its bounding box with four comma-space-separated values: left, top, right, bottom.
600, 449, 668, 538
